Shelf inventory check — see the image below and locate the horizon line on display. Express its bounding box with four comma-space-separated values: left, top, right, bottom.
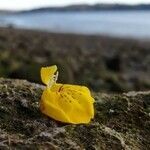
1, 2, 150, 11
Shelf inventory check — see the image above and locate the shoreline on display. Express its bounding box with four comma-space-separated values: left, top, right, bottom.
0, 27, 149, 92
1, 26, 150, 42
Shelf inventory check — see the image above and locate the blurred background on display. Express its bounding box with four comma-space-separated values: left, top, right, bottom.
0, 0, 150, 92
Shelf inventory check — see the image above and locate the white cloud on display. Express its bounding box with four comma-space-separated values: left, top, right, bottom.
0, 0, 150, 10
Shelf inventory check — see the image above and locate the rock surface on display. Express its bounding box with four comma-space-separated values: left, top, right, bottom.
0, 78, 150, 149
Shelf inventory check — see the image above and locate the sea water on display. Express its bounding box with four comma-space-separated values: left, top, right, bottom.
0, 10, 150, 38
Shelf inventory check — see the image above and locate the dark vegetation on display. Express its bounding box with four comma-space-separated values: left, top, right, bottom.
1, 4, 150, 14
0, 27, 150, 92
20, 4, 150, 13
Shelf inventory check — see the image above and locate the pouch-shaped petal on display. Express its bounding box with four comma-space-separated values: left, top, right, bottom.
61, 85, 95, 119
51, 83, 94, 117
41, 65, 57, 85
40, 89, 71, 123
40, 65, 95, 124
40, 84, 95, 124
56, 91, 93, 124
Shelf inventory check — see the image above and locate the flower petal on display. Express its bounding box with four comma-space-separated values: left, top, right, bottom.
40, 89, 71, 123
41, 65, 57, 85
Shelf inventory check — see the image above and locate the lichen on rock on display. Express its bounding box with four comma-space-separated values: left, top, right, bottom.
0, 78, 150, 149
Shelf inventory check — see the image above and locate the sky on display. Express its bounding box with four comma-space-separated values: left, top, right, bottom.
0, 0, 150, 10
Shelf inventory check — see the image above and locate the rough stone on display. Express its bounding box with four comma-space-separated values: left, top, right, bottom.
0, 78, 150, 149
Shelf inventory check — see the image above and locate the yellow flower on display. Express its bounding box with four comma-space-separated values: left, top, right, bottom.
40, 65, 95, 124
